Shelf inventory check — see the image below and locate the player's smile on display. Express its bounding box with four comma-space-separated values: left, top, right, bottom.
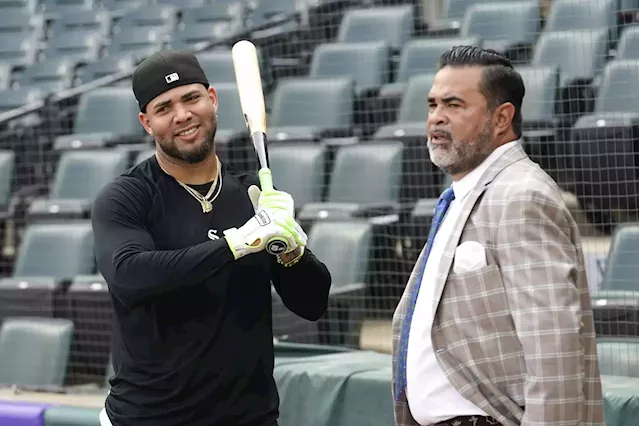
175, 124, 201, 142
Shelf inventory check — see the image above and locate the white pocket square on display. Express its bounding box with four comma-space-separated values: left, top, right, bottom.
453, 241, 487, 274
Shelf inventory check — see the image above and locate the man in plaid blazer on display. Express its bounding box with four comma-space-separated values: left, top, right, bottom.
391, 46, 605, 426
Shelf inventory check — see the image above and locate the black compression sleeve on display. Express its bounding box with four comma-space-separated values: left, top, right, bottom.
270, 249, 332, 321
91, 178, 235, 308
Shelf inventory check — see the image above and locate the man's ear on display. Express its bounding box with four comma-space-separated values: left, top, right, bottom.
493, 102, 515, 136
208, 86, 218, 110
139, 112, 153, 136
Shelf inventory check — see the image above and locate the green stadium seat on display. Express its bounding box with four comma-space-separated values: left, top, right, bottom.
308, 219, 373, 346
75, 54, 137, 86
48, 9, 112, 39
53, 87, 145, 150
41, 0, 93, 19
544, 0, 617, 35
515, 65, 560, 138
459, 1, 539, 54
378, 36, 481, 98
27, 150, 129, 222
0, 150, 15, 209
104, 27, 168, 64
195, 50, 237, 85
268, 142, 327, 209
10, 222, 95, 280
617, 25, 639, 60
0, 0, 37, 12
41, 31, 102, 64
602, 223, 639, 292
308, 41, 391, 96
113, 4, 178, 33
0, 32, 38, 69
16, 58, 76, 93
531, 28, 609, 87
336, 6, 413, 52
44, 406, 102, 426
0, 317, 74, 387
298, 140, 403, 221
267, 77, 354, 142
0, 8, 43, 38
597, 336, 639, 377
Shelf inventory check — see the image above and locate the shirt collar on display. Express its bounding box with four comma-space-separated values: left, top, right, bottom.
451, 139, 520, 200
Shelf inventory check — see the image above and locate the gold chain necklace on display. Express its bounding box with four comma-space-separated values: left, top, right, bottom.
159, 156, 223, 214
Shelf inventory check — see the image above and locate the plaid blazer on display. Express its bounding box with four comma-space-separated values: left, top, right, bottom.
391, 143, 605, 426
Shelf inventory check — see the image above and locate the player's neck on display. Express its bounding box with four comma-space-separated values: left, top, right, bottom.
156, 152, 219, 185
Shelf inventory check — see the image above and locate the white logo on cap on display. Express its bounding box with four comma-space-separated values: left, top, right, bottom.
165, 72, 179, 83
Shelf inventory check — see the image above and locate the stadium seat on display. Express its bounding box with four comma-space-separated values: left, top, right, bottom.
0, 8, 43, 38
617, 25, 639, 60
0, 63, 10, 90
104, 27, 168, 63
268, 142, 327, 209
195, 50, 237, 85
41, 0, 93, 18
0, 0, 37, 12
245, 0, 302, 29
98, 0, 146, 16
544, 0, 617, 36
596, 336, 639, 377
0, 32, 38, 69
570, 60, 639, 229
62, 274, 113, 385
378, 36, 481, 98
336, 6, 414, 52
41, 31, 102, 64
267, 77, 354, 142
308, 41, 391, 96
298, 140, 403, 221
74, 53, 136, 86
113, 4, 178, 33
531, 28, 609, 87
373, 73, 434, 140
44, 406, 103, 426
0, 150, 14, 209
0, 87, 43, 114
459, 1, 539, 55
179, 3, 244, 34
16, 58, 76, 93
602, 223, 639, 293
48, 9, 112, 39
516, 65, 560, 136
9, 222, 95, 280
0, 317, 74, 387
26, 150, 129, 222
53, 87, 145, 150
307, 219, 373, 346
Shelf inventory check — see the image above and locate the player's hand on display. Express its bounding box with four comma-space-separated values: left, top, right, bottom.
223, 209, 302, 260
247, 185, 306, 253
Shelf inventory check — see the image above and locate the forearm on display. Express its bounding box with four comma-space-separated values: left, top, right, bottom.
103, 238, 235, 308
272, 248, 332, 321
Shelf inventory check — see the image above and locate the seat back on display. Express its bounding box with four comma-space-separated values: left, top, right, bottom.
532, 28, 609, 86
396, 73, 436, 123
336, 6, 413, 51
213, 82, 249, 133
545, 0, 616, 33
594, 59, 639, 114
596, 337, 639, 377
74, 87, 141, 135
601, 223, 639, 292
0, 317, 74, 386
195, 50, 236, 84
114, 4, 178, 32
0, 150, 14, 207
270, 77, 354, 130
327, 140, 404, 204
516, 65, 559, 123
395, 37, 480, 83
50, 149, 129, 200
268, 143, 326, 206
307, 220, 373, 289
12, 222, 95, 280
309, 41, 390, 94
617, 25, 639, 60
460, 1, 539, 45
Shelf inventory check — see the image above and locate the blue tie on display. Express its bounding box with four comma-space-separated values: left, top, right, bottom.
395, 186, 456, 401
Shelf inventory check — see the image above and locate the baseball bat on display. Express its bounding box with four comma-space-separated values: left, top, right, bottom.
231, 40, 288, 256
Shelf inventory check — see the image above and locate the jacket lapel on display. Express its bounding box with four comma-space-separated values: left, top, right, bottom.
430, 143, 528, 315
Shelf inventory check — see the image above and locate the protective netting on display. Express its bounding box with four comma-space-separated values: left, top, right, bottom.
0, 0, 637, 387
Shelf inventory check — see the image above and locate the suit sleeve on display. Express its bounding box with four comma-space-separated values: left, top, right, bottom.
92, 177, 235, 309
270, 248, 332, 321
496, 186, 587, 426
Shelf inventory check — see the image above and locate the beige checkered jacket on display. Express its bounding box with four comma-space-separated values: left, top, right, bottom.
391, 143, 605, 426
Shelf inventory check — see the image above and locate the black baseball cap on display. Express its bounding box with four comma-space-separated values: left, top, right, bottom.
132, 50, 210, 112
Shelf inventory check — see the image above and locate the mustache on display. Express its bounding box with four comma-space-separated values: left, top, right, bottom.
428, 129, 452, 139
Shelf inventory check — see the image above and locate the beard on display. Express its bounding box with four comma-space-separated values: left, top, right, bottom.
427, 119, 493, 176
156, 111, 218, 164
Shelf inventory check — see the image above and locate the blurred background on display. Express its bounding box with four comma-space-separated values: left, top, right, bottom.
0, 0, 637, 425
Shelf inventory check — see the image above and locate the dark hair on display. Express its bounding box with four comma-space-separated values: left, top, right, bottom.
438, 45, 525, 138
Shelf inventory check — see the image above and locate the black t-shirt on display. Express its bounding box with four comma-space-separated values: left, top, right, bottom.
91, 155, 332, 426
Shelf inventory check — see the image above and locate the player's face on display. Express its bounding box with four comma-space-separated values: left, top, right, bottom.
426, 66, 495, 179
139, 83, 218, 164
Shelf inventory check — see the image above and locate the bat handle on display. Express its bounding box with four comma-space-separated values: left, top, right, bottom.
258, 167, 274, 192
